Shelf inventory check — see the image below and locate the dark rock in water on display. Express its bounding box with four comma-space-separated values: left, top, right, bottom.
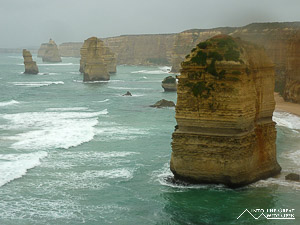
23, 49, 39, 74
162, 76, 177, 92
285, 173, 300, 181
150, 99, 175, 108
123, 91, 132, 96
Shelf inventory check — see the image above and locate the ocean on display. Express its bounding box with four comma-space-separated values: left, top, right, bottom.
0, 53, 299, 225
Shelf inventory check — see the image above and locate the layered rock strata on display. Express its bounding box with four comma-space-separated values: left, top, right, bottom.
23, 49, 39, 74
162, 76, 177, 92
284, 31, 300, 103
80, 37, 110, 81
80, 37, 116, 75
41, 39, 62, 63
170, 35, 281, 188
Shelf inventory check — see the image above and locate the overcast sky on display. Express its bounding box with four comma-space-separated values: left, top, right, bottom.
0, 0, 300, 48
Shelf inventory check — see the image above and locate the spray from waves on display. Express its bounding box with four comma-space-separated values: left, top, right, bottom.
0, 109, 108, 150
0, 100, 20, 107
282, 149, 300, 167
10, 81, 64, 87
151, 163, 225, 190
0, 151, 47, 187
251, 177, 300, 190
46, 107, 90, 111
37, 63, 79, 66
96, 99, 110, 103
273, 111, 300, 130
131, 66, 171, 75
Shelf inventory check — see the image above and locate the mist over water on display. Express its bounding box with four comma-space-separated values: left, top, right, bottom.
0, 54, 299, 224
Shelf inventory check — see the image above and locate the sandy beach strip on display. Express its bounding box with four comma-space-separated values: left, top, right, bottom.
274, 92, 300, 117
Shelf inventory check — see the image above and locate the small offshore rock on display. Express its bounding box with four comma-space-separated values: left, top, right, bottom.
123, 91, 132, 96
162, 76, 177, 92
150, 99, 175, 108
285, 173, 300, 181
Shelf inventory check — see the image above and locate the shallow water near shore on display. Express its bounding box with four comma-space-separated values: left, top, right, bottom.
0, 53, 299, 224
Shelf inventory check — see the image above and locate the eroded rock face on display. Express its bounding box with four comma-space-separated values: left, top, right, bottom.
162, 76, 177, 92
170, 35, 281, 188
80, 37, 116, 76
23, 49, 39, 74
42, 39, 62, 63
284, 31, 300, 103
80, 37, 110, 81
37, 43, 47, 57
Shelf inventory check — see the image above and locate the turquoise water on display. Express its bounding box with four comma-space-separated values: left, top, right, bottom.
0, 54, 299, 225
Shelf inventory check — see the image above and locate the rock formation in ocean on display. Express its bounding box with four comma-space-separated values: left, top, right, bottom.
123, 91, 132, 96
283, 31, 300, 103
80, 37, 110, 81
23, 49, 39, 74
162, 76, 177, 92
150, 99, 175, 108
59, 42, 83, 57
170, 35, 281, 188
80, 37, 116, 76
37, 43, 48, 57
285, 173, 300, 181
41, 39, 62, 63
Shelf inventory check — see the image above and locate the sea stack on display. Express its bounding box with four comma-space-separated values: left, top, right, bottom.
80, 37, 116, 76
41, 39, 62, 63
23, 49, 39, 74
170, 35, 281, 188
162, 76, 177, 92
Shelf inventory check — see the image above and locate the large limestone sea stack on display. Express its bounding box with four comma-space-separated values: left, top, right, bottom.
23, 49, 39, 74
170, 35, 281, 188
41, 39, 62, 63
80, 37, 116, 82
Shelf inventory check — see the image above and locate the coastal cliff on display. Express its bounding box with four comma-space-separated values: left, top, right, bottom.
284, 31, 300, 103
80, 37, 110, 81
170, 35, 281, 187
41, 39, 62, 63
59, 42, 82, 57
23, 49, 39, 74
171, 23, 300, 97
103, 34, 176, 66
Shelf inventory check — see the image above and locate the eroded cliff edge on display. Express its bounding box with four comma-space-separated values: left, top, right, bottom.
170, 35, 281, 188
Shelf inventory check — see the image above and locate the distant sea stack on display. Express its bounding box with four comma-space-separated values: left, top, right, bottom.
284, 31, 300, 103
40, 39, 62, 63
162, 76, 177, 92
23, 49, 39, 74
80, 37, 116, 75
170, 35, 281, 188
80, 37, 111, 81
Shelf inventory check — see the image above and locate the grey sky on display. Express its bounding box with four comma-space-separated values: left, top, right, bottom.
0, 0, 300, 48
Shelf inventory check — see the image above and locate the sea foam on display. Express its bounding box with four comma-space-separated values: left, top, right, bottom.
0, 109, 107, 150
0, 151, 47, 187
273, 111, 300, 130
0, 100, 20, 107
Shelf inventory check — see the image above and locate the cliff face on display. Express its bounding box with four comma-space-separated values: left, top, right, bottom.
80, 37, 116, 75
284, 31, 300, 103
42, 39, 62, 63
80, 37, 110, 81
58, 42, 83, 57
171, 35, 281, 187
103, 34, 176, 66
23, 49, 39, 74
171, 23, 300, 96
